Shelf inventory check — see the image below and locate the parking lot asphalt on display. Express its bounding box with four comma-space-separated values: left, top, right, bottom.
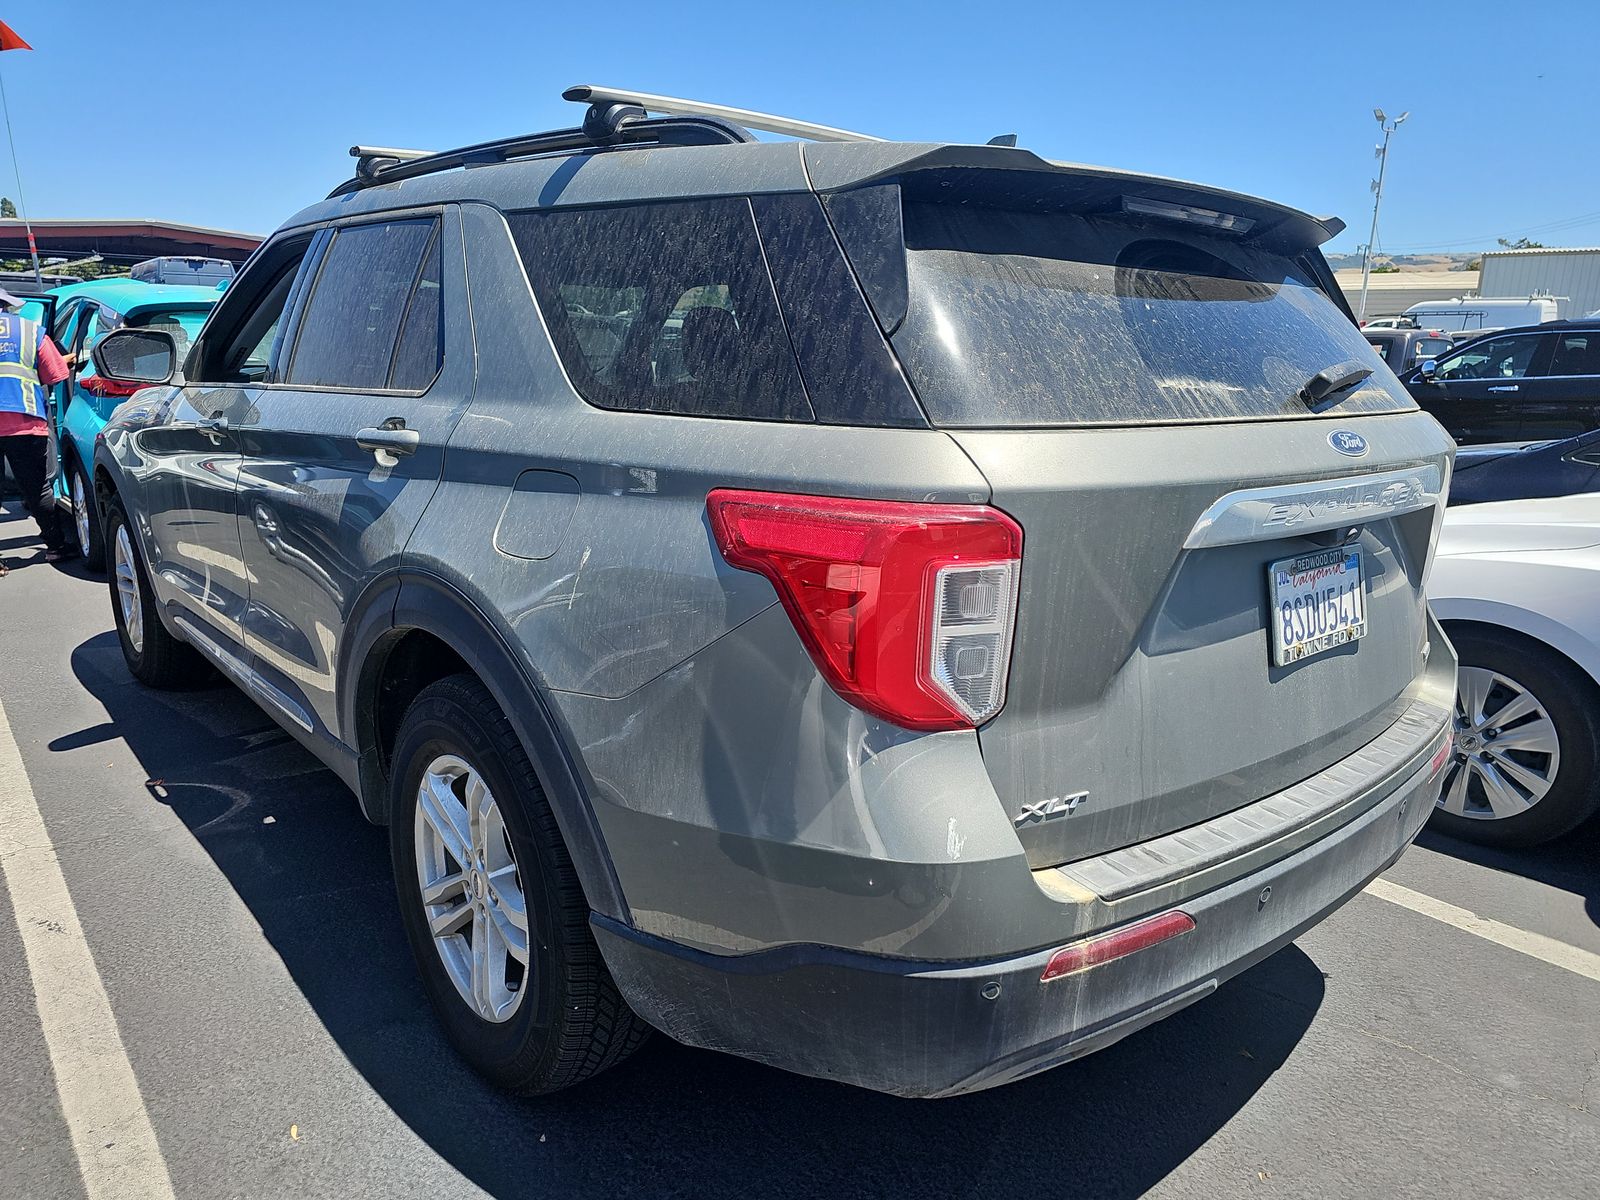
0, 504, 1597, 1200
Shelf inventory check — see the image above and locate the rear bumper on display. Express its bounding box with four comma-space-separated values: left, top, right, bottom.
594, 734, 1449, 1097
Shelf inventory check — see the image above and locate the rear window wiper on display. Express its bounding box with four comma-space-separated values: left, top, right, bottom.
1299, 361, 1373, 411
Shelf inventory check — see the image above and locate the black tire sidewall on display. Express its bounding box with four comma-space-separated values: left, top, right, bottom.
388, 681, 574, 1088
1433, 628, 1600, 847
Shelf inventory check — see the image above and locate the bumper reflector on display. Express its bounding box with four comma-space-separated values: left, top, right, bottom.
1040, 910, 1196, 982
1428, 729, 1453, 778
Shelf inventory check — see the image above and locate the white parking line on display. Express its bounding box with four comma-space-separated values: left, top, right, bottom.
1367, 877, 1600, 985
0, 695, 177, 1200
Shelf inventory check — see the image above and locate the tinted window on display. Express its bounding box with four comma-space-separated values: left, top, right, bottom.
1436, 335, 1543, 381
892, 204, 1412, 427
387, 232, 443, 390
1364, 334, 1401, 369
508, 199, 811, 421
191, 233, 315, 384
1550, 332, 1600, 377
287, 219, 437, 390
749, 194, 925, 427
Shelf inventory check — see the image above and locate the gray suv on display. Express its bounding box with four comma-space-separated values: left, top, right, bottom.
89, 86, 1458, 1098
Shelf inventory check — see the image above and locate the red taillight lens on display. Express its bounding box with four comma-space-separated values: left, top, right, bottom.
1040, 911, 1196, 982
80, 375, 144, 399
706, 489, 1022, 731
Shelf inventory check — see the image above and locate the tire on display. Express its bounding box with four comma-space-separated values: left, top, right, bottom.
103, 499, 209, 689
1431, 626, 1600, 848
389, 674, 650, 1094
69, 458, 104, 571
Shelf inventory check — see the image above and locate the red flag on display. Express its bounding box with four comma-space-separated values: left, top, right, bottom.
0, 20, 31, 52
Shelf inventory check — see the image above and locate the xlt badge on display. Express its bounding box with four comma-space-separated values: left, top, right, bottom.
1015, 791, 1088, 827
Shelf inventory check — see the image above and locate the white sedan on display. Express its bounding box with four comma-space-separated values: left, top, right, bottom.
1428, 493, 1600, 846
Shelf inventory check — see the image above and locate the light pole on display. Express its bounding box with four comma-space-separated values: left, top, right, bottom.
1357, 108, 1408, 323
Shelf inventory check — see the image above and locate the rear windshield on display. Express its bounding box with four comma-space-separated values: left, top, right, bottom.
892, 204, 1414, 427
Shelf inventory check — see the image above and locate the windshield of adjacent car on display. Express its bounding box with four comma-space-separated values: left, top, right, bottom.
891, 203, 1414, 427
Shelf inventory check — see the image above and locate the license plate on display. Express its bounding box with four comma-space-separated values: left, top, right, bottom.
1268, 547, 1366, 667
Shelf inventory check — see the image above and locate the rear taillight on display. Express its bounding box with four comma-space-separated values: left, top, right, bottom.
706, 489, 1022, 731
80, 376, 144, 399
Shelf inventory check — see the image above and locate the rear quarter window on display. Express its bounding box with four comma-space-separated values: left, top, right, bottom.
508, 199, 813, 422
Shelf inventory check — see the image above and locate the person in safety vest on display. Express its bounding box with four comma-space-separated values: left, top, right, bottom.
0, 288, 71, 576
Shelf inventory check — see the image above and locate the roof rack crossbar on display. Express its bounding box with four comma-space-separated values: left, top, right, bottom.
350, 146, 435, 163
561, 84, 883, 143
350, 145, 438, 183
332, 82, 870, 197
330, 112, 753, 197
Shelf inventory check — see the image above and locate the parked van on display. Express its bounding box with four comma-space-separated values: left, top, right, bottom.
128, 256, 236, 287
1404, 295, 1563, 334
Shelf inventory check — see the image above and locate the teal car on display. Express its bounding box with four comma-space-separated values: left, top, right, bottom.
45, 279, 218, 566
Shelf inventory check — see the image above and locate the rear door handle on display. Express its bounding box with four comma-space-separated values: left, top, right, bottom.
356, 418, 420, 459
1487, 385, 1520, 393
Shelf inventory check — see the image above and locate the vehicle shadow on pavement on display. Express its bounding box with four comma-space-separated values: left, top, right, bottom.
68, 630, 1327, 1200
1416, 823, 1600, 929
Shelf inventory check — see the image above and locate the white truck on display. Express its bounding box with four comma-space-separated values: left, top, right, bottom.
1403, 295, 1565, 337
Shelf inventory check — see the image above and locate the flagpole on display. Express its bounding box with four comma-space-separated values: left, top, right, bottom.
0, 54, 41, 285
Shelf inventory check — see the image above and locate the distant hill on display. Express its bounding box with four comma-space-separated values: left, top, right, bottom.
1321, 252, 1480, 272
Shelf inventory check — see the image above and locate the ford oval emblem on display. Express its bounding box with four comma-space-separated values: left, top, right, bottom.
1328, 430, 1369, 458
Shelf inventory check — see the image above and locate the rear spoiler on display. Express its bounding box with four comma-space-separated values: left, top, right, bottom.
802, 142, 1344, 254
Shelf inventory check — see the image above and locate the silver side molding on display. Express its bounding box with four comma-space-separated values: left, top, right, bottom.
170, 612, 316, 735
1183, 464, 1443, 550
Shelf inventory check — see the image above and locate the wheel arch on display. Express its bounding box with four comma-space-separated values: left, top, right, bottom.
340, 569, 629, 923
91, 444, 131, 516
1434, 598, 1600, 690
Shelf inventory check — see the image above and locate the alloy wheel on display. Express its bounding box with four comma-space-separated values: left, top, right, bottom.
413, 754, 530, 1022
113, 526, 143, 654
72, 473, 91, 556
1438, 665, 1561, 821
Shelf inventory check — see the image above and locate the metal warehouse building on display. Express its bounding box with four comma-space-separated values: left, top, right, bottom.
1334, 269, 1479, 318
1477, 247, 1600, 319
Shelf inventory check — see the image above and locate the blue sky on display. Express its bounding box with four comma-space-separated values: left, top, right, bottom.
1, 0, 1596, 255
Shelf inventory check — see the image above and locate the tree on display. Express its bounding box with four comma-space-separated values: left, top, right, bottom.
0, 197, 15, 219
1496, 237, 1544, 250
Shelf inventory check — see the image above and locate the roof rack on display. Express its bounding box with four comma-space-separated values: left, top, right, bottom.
332, 84, 880, 197
560, 85, 883, 144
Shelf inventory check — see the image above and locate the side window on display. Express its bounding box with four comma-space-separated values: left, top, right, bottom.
191, 234, 316, 385
1436, 335, 1543, 382
81, 305, 121, 358
50, 300, 81, 348
1550, 333, 1600, 377
1413, 338, 1452, 366
508, 198, 812, 421
386, 230, 443, 391
1364, 336, 1398, 369
285, 219, 438, 390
